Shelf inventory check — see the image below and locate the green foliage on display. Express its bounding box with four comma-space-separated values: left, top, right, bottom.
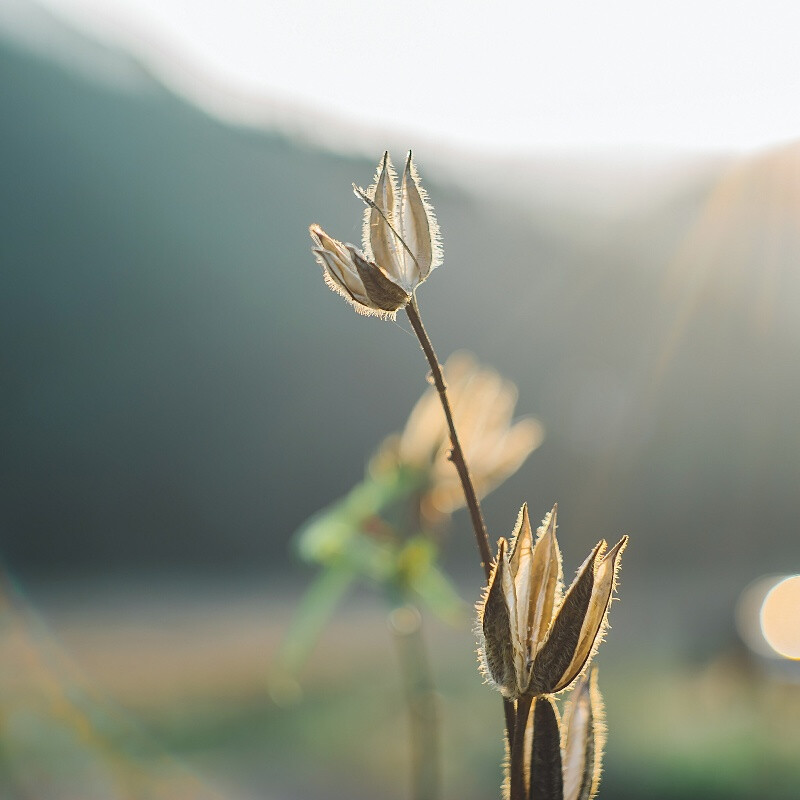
277, 465, 467, 684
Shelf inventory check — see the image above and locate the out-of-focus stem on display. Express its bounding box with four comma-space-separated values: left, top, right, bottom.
390, 605, 440, 800
274, 563, 355, 675
404, 295, 517, 751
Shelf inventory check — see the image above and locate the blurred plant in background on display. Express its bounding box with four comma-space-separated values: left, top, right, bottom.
273, 353, 542, 796
281, 352, 542, 650
0, 575, 224, 800
371, 353, 544, 524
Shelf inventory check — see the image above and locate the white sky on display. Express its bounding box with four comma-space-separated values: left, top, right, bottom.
31, 0, 800, 154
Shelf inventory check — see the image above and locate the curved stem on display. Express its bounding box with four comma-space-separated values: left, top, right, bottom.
404, 297, 493, 577
404, 295, 517, 753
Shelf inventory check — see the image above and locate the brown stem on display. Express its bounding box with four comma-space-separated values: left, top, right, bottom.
404, 296, 517, 754
510, 696, 532, 800
504, 698, 516, 754
404, 297, 493, 577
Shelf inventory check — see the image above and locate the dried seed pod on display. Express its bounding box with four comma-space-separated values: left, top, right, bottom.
528, 696, 564, 800
561, 670, 606, 800
528, 542, 603, 696
545, 538, 627, 693
399, 152, 437, 280
309, 224, 408, 318
349, 247, 411, 312
364, 152, 404, 285
479, 540, 518, 698
356, 151, 441, 292
477, 504, 627, 699
310, 152, 440, 319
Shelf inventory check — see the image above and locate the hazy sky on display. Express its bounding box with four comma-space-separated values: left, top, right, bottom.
33, 0, 800, 154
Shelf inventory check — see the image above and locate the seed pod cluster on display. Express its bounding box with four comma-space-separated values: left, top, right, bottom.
478, 504, 626, 700
309, 151, 440, 318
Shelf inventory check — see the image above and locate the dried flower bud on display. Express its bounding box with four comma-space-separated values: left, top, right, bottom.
310, 151, 439, 319
477, 504, 627, 699
309, 224, 410, 318
561, 670, 606, 800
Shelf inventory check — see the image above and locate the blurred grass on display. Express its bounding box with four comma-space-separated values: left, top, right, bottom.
1, 577, 799, 800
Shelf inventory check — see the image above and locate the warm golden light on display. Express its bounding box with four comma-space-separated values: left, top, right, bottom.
760, 575, 800, 660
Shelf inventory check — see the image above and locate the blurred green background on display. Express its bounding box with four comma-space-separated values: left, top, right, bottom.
2, 2, 800, 798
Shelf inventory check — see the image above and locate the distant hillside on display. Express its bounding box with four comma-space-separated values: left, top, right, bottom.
2, 13, 800, 594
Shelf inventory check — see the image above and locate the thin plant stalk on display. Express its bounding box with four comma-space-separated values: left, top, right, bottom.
390, 604, 441, 800
404, 294, 517, 749
404, 296, 493, 576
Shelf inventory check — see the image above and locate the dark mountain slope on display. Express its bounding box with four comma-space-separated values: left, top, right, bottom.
2, 25, 800, 586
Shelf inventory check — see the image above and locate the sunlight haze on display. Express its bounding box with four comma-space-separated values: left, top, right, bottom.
29, 0, 800, 154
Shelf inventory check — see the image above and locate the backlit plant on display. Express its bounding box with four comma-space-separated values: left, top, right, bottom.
293, 151, 628, 800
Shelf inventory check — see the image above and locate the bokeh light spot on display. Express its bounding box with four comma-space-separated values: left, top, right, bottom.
760, 575, 800, 660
